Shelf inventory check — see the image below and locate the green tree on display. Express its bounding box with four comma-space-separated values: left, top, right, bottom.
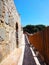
23, 24, 46, 34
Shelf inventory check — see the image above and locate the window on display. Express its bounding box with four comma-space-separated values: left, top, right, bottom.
16, 23, 18, 30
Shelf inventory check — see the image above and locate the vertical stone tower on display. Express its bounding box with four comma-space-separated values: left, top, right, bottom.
0, 0, 22, 63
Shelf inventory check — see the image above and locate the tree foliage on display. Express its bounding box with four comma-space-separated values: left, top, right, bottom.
23, 25, 46, 34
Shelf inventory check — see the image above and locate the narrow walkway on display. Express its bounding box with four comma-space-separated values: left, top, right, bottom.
23, 34, 46, 65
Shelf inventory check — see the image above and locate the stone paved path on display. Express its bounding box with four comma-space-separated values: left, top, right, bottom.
23, 35, 36, 65
23, 35, 46, 65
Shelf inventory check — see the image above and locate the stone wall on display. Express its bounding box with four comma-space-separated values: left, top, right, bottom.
0, 0, 22, 63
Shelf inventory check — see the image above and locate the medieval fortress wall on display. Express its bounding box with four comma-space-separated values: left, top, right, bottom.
0, 0, 23, 63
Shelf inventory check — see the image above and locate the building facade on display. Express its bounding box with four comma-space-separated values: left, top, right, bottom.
0, 0, 23, 62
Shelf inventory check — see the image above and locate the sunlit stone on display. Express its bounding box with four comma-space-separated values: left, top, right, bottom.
0, 0, 23, 64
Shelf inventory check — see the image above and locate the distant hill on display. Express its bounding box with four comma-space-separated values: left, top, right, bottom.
23, 25, 46, 34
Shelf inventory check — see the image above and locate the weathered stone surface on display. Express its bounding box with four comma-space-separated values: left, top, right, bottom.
0, 48, 21, 65
0, 28, 6, 41
0, 0, 23, 63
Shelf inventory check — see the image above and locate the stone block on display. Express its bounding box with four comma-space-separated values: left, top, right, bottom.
0, 48, 22, 65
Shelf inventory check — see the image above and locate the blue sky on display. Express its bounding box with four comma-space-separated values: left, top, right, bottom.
14, 0, 49, 26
